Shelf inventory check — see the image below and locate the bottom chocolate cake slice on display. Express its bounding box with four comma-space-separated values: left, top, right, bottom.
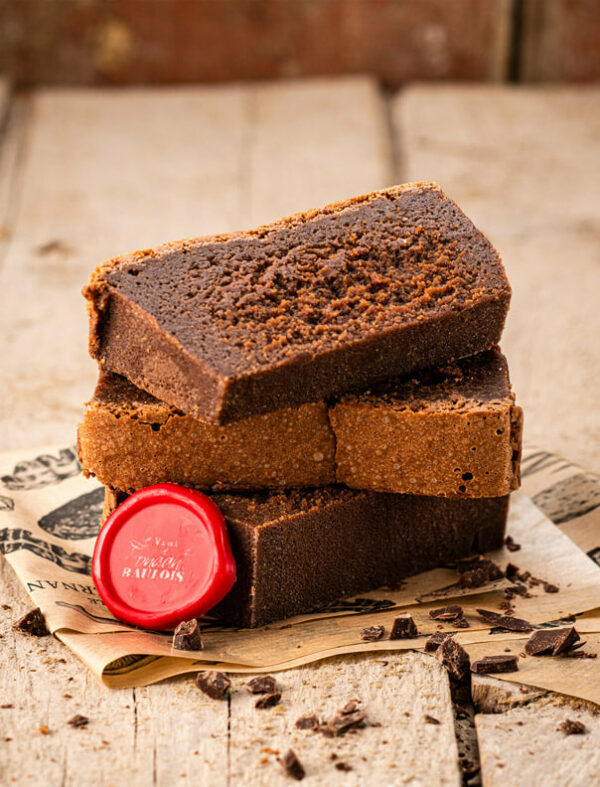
103, 486, 508, 628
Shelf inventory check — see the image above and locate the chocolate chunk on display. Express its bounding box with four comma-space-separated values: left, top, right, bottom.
295, 714, 319, 730
505, 536, 521, 552
429, 605, 463, 621
278, 749, 305, 780
360, 625, 385, 642
457, 556, 504, 586
436, 637, 471, 682
476, 609, 533, 632
328, 711, 368, 736
424, 715, 440, 725
471, 655, 519, 674
335, 762, 353, 771
195, 671, 231, 699
543, 582, 559, 594
505, 563, 520, 581
340, 700, 361, 715
172, 619, 203, 651
68, 714, 89, 728
12, 608, 50, 637
424, 631, 452, 653
255, 692, 281, 709
246, 675, 277, 694
453, 616, 470, 629
557, 719, 587, 736
390, 614, 418, 639
524, 627, 580, 656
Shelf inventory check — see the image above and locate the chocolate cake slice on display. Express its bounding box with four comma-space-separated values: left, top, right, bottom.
79, 371, 336, 493
84, 183, 511, 424
79, 349, 521, 497
331, 348, 523, 498
103, 486, 509, 628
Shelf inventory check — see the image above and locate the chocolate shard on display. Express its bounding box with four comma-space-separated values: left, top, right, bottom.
471, 654, 519, 674
476, 609, 533, 632
360, 625, 385, 642
505, 562, 520, 581
424, 631, 452, 653
246, 675, 277, 694
255, 692, 281, 709
543, 582, 560, 594
172, 619, 203, 651
195, 671, 231, 700
453, 616, 470, 629
278, 749, 305, 780
429, 605, 463, 621
335, 762, 353, 771
12, 608, 50, 637
424, 715, 440, 725
340, 700, 361, 715
67, 714, 89, 728
436, 637, 471, 682
557, 719, 587, 736
505, 535, 521, 552
328, 710, 368, 736
524, 627, 580, 656
295, 714, 319, 730
390, 614, 418, 640
457, 556, 504, 588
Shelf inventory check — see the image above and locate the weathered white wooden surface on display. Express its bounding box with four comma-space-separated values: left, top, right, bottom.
0, 77, 459, 786
396, 85, 600, 784
396, 85, 600, 476
473, 676, 600, 786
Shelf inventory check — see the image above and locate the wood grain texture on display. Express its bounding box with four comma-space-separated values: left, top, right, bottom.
395, 85, 600, 475
474, 676, 600, 786
0, 0, 513, 87
520, 0, 600, 82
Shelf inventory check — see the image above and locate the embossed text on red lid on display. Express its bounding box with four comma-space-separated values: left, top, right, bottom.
92, 484, 236, 630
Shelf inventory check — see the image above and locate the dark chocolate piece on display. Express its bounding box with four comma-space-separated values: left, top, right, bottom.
85, 183, 511, 424
295, 714, 319, 730
360, 625, 385, 642
424, 715, 440, 725
437, 637, 471, 682
195, 671, 231, 699
12, 608, 50, 637
278, 749, 305, 780
429, 605, 463, 621
505, 536, 521, 552
524, 627, 580, 656
246, 675, 277, 694
335, 762, 353, 771
390, 614, 418, 639
68, 714, 90, 728
543, 582, 559, 593
327, 711, 368, 736
340, 700, 360, 715
172, 619, 203, 651
457, 556, 504, 589
471, 655, 519, 674
255, 692, 281, 709
476, 609, 533, 632
454, 617, 470, 629
424, 631, 452, 653
557, 719, 587, 736
104, 487, 508, 628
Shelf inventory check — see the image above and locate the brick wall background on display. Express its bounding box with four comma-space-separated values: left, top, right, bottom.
0, 0, 599, 86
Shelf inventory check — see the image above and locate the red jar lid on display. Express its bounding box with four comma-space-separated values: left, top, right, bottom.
92, 484, 236, 630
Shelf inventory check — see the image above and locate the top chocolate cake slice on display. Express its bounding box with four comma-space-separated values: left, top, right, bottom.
84, 183, 511, 424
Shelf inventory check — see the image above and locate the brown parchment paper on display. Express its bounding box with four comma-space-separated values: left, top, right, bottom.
1, 443, 599, 702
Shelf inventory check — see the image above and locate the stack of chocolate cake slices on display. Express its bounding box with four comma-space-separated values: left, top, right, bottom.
79, 182, 522, 628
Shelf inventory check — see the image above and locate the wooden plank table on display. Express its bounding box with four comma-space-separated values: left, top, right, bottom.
1, 77, 599, 785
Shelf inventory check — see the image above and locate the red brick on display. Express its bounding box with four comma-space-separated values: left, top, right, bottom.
0, 0, 511, 86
